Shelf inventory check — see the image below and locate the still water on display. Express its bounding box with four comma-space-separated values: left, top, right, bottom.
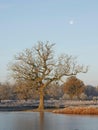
0, 112, 98, 130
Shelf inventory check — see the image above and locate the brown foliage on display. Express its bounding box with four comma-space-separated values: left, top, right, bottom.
13, 82, 38, 100
63, 76, 85, 99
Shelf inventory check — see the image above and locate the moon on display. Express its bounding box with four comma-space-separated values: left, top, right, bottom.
69, 20, 74, 25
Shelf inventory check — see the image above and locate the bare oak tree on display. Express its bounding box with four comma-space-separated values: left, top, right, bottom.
9, 41, 88, 110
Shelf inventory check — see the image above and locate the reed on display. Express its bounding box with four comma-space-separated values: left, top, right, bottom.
53, 107, 98, 115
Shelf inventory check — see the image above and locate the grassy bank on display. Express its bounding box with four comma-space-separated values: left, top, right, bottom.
53, 107, 98, 115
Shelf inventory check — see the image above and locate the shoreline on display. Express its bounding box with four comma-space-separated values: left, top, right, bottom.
0, 105, 58, 112
1, 104, 98, 113
0, 100, 98, 114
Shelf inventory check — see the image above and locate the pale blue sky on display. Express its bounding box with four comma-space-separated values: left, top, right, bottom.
0, 0, 98, 86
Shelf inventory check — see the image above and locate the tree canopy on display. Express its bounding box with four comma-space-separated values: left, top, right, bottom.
63, 76, 85, 99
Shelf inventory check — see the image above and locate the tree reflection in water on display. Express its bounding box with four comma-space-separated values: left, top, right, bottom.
39, 111, 44, 130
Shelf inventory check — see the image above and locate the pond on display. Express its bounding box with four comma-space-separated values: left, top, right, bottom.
0, 112, 98, 130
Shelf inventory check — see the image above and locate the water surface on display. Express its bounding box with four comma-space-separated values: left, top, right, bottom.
0, 112, 98, 130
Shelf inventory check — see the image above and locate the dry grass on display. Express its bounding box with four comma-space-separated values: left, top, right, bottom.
53, 107, 98, 115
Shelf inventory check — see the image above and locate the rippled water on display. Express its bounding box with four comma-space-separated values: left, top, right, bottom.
0, 112, 98, 130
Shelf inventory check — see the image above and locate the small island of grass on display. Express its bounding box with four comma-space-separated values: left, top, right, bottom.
53, 107, 98, 115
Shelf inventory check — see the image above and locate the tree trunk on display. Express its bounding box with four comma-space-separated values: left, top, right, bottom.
38, 87, 44, 110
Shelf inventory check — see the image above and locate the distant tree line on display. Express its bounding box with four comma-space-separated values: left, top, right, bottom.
0, 78, 98, 102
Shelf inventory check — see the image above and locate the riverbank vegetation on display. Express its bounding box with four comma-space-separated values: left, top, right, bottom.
53, 107, 98, 115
